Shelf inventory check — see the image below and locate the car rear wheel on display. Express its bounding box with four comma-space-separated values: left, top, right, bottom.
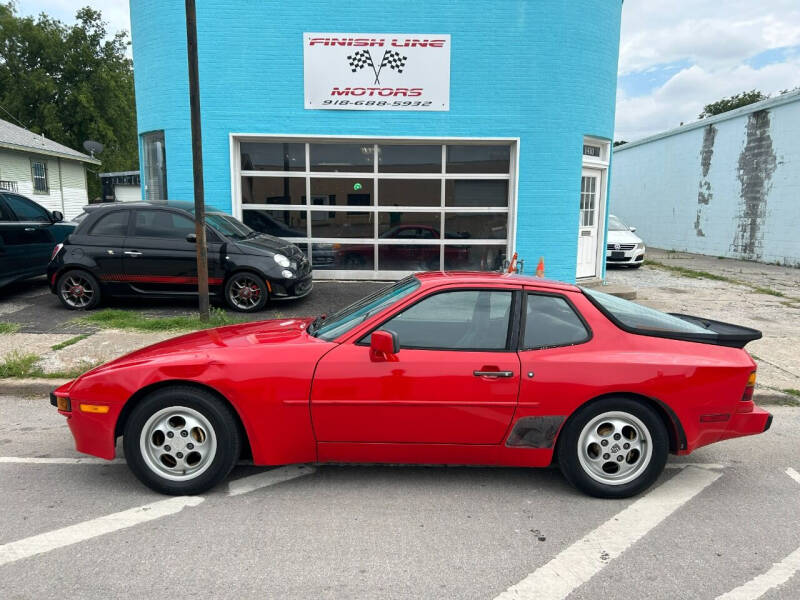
557, 397, 668, 498
123, 386, 241, 495
56, 269, 101, 310
224, 272, 268, 312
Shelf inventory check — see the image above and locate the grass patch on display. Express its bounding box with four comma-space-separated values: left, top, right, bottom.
51, 334, 91, 351
0, 351, 99, 379
647, 260, 735, 283
0, 322, 20, 334
76, 307, 244, 332
783, 388, 800, 398
751, 286, 785, 297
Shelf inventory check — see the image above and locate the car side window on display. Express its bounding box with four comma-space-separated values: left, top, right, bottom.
0, 197, 15, 221
89, 210, 129, 237
523, 293, 590, 350
4, 194, 50, 222
133, 210, 195, 239
374, 289, 513, 351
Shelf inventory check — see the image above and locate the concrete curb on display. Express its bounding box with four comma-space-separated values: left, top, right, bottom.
0, 378, 68, 397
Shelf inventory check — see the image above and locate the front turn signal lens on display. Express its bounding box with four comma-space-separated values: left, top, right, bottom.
57, 396, 71, 412
79, 403, 110, 414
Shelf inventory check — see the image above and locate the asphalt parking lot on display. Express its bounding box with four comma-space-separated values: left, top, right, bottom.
1, 397, 799, 599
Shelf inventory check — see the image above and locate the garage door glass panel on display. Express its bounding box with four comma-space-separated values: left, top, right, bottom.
444, 245, 506, 271
378, 179, 440, 207
445, 213, 507, 239
310, 143, 373, 172
446, 145, 510, 174
378, 144, 442, 173
322, 244, 375, 270
524, 294, 590, 349
378, 213, 441, 237
240, 142, 305, 171
378, 245, 440, 270
379, 290, 512, 350
310, 212, 373, 238
242, 209, 306, 237
445, 180, 508, 207
310, 178, 373, 207
241, 176, 305, 205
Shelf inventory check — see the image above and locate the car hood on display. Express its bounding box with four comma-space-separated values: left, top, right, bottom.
607, 229, 643, 245
92, 318, 320, 369
230, 233, 300, 256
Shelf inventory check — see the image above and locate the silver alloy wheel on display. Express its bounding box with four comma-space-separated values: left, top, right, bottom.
60, 274, 95, 308
576, 410, 653, 486
139, 406, 218, 482
229, 276, 261, 310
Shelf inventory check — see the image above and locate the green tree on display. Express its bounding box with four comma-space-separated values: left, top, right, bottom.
0, 3, 137, 199
698, 90, 768, 119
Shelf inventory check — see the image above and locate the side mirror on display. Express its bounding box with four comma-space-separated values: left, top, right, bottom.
370, 330, 399, 361
51, 210, 64, 223
629, 226, 637, 233
186, 232, 197, 243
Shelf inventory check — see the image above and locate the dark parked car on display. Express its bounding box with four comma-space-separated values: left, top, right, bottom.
48, 202, 312, 312
0, 192, 71, 288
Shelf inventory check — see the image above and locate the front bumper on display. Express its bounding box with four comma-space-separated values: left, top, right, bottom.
606, 250, 645, 264
269, 273, 313, 300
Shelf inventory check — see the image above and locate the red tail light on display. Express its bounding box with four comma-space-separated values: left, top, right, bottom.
51, 243, 64, 261
742, 370, 756, 402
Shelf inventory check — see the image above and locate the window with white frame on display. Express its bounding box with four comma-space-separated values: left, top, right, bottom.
30, 159, 48, 193
237, 139, 513, 273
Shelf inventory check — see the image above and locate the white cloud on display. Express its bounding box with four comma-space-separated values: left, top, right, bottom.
616, 0, 800, 141
16, 0, 130, 36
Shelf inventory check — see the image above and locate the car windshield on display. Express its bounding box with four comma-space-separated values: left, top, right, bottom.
312, 276, 421, 341
582, 288, 713, 335
608, 215, 629, 231
205, 213, 256, 240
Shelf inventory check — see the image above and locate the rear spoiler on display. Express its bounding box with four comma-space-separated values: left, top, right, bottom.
668, 314, 762, 348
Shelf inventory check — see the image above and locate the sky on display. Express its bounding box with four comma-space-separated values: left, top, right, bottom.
14, 0, 800, 143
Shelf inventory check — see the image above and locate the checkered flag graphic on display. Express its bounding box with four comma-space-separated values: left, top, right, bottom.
347, 50, 374, 73
380, 49, 407, 73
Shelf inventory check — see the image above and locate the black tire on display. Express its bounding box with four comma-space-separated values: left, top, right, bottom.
556, 397, 668, 498
56, 269, 101, 310
224, 272, 269, 312
123, 386, 241, 495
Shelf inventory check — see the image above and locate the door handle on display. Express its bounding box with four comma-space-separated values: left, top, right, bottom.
24, 227, 35, 232
124, 250, 142, 257
473, 370, 514, 378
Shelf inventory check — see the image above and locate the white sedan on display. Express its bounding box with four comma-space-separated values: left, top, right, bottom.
606, 214, 645, 268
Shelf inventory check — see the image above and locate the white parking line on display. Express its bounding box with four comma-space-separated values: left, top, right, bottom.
0, 496, 204, 567
664, 462, 724, 470
786, 467, 800, 486
494, 466, 722, 600
0, 457, 125, 465
713, 467, 800, 599
227, 465, 315, 496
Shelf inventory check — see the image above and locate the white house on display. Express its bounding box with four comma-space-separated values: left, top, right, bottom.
0, 118, 101, 219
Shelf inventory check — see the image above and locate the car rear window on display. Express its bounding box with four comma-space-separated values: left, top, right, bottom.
582, 288, 712, 335
89, 210, 129, 236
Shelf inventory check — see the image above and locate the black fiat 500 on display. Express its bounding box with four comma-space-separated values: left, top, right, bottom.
47, 202, 312, 312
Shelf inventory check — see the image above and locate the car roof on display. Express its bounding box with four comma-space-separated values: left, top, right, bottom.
414, 271, 580, 293
79, 201, 225, 215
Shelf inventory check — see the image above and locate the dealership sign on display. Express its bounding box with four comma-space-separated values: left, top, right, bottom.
303, 33, 450, 111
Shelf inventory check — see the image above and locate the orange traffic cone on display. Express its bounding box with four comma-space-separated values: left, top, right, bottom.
536, 256, 545, 277
506, 252, 518, 273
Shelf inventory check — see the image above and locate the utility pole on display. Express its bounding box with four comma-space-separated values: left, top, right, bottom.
185, 0, 209, 320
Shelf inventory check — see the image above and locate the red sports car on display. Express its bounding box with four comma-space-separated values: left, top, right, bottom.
50, 272, 771, 498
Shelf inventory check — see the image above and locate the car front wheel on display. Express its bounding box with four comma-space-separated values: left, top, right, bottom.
123, 386, 241, 495
224, 272, 269, 312
557, 397, 668, 498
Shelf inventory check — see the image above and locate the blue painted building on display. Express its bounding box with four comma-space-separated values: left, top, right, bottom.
129, 0, 622, 281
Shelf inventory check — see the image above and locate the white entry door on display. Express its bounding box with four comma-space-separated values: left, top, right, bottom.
577, 169, 601, 278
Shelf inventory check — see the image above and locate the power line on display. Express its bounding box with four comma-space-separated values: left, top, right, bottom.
0, 102, 30, 129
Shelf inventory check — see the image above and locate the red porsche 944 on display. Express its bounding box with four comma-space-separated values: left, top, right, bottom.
51, 272, 771, 498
